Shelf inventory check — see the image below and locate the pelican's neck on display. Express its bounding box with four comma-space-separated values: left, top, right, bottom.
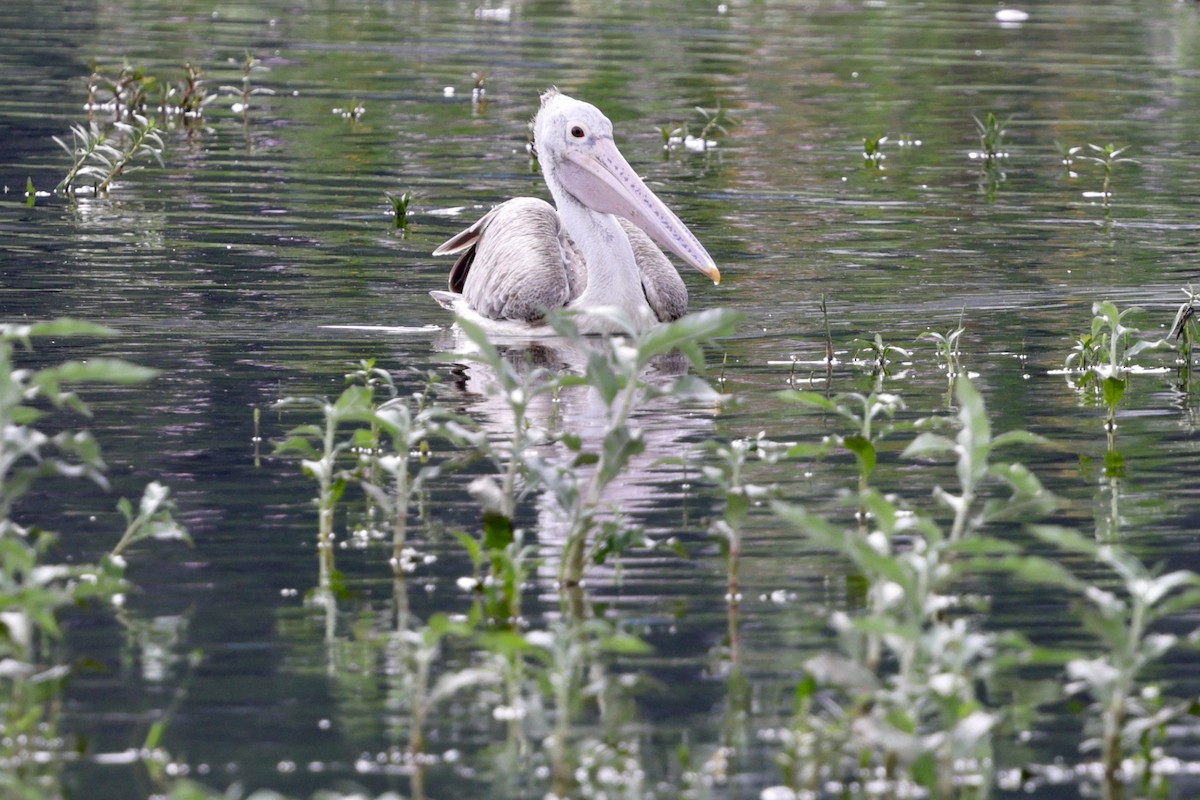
553, 189, 655, 332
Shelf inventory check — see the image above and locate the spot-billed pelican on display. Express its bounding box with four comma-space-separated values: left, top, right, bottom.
431, 88, 720, 334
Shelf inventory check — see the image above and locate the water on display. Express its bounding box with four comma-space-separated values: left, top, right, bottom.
4, 0, 1200, 797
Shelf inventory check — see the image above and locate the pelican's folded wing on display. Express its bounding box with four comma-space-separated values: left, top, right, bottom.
433, 197, 578, 322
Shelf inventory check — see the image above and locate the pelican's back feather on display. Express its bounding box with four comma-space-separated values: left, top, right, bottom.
433, 197, 579, 322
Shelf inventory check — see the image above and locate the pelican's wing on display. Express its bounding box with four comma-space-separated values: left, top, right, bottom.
618, 219, 689, 323
433, 197, 583, 322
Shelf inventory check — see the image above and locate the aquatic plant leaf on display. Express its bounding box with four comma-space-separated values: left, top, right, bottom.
25, 319, 117, 339
983, 552, 1090, 594
841, 434, 876, 479
585, 350, 621, 405
1026, 525, 1101, 559
665, 374, 722, 403
33, 359, 159, 406
599, 426, 645, 486
778, 388, 838, 412
274, 432, 321, 459
592, 520, 647, 565
990, 429, 1051, 449
331, 383, 375, 417
636, 308, 739, 367
853, 715, 924, 761
1150, 586, 1200, 620
901, 431, 956, 459
1137, 570, 1200, 609
803, 651, 879, 691
954, 376, 991, 488
1102, 375, 1126, 408
982, 462, 1058, 522
1075, 605, 1131, 654
599, 631, 652, 655
429, 667, 501, 705
911, 752, 938, 791
482, 510, 514, 550
724, 489, 752, 530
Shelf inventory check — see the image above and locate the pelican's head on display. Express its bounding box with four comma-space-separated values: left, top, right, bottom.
533, 89, 721, 285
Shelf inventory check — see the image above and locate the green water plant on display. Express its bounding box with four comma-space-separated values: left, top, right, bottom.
1170, 285, 1200, 390
505, 618, 650, 798
659, 103, 737, 154
54, 113, 165, 195
971, 112, 1010, 163
918, 312, 968, 406
1064, 301, 1164, 437
54, 61, 172, 194
862, 134, 887, 168
971, 112, 1010, 199
85, 61, 158, 121
853, 333, 911, 387
780, 388, 905, 500
772, 376, 1055, 799
1056, 140, 1083, 177
275, 382, 374, 549
451, 308, 737, 592
919, 312, 966, 379
275, 361, 465, 591
222, 51, 273, 117
1007, 526, 1200, 793
694, 103, 735, 148
697, 433, 811, 614
0, 320, 186, 796
1079, 143, 1136, 206
387, 190, 413, 234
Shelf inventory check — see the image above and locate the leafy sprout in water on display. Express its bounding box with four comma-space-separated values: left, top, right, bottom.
1056, 139, 1083, 176
1078, 142, 1137, 206
970, 111, 1011, 162
112, 481, 191, 557
221, 51, 274, 116
85, 61, 158, 121
862, 134, 887, 168
1063, 301, 1166, 437
157, 61, 217, 131
54, 113, 166, 195
332, 97, 366, 121
471, 70, 488, 109
1170, 285, 1200, 389
853, 333, 911, 385
919, 310, 968, 405
661, 102, 738, 154
781, 388, 907, 503
387, 190, 414, 233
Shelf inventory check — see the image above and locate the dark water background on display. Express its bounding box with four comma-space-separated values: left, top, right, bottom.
3, 0, 1200, 797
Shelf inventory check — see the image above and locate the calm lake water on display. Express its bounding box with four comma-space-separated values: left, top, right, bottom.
4, 0, 1200, 797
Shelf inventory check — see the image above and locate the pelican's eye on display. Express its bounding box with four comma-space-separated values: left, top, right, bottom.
570, 125, 586, 139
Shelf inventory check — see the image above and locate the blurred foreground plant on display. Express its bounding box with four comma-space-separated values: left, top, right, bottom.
0, 319, 188, 797
771, 376, 1056, 799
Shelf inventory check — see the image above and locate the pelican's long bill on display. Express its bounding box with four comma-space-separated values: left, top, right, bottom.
556, 138, 721, 285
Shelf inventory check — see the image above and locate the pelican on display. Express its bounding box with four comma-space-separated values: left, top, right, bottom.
431, 88, 721, 334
